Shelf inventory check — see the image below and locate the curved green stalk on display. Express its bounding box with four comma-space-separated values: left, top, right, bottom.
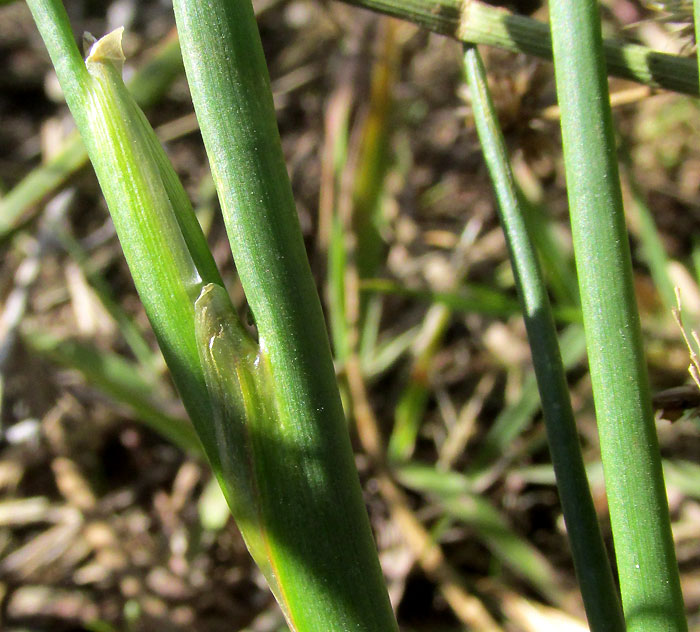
463, 45, 624, 632
337, 0, 698, 97
548, 1, 687, 630
172, 0, 397, 629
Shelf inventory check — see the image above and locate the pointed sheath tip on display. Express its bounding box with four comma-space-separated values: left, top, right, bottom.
85, 26, 126, 74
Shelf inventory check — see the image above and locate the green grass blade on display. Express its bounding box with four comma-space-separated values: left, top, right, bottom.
362, 323, 419, 379
463, 45, 624, 631
548, 1, 686, 629
322, 86, 352, 366
361, 277, 581, 323
55, 227, 159, 375
388, 304, 450, 462
0, 135, 87, 238
80, 28, 223, 424
395, 463, 563, 604
23, 330, 201, 455
172, 1, 398, 629
516, 458, 700, 504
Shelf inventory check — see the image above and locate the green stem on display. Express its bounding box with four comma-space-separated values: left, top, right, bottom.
25, 0, 91, 128
172, 1, 397, 629
336, 0, 698, 97
548, 1, 686, 630
463, 45, 624, 632
26, 0, 224, 463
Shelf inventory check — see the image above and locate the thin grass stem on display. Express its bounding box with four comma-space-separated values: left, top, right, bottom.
463, 44, 625, 632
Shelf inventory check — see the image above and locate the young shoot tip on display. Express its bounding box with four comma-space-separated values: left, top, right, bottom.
85, 26, 126, 75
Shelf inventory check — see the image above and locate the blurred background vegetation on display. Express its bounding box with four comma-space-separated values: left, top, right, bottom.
2, 0, 700, 630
